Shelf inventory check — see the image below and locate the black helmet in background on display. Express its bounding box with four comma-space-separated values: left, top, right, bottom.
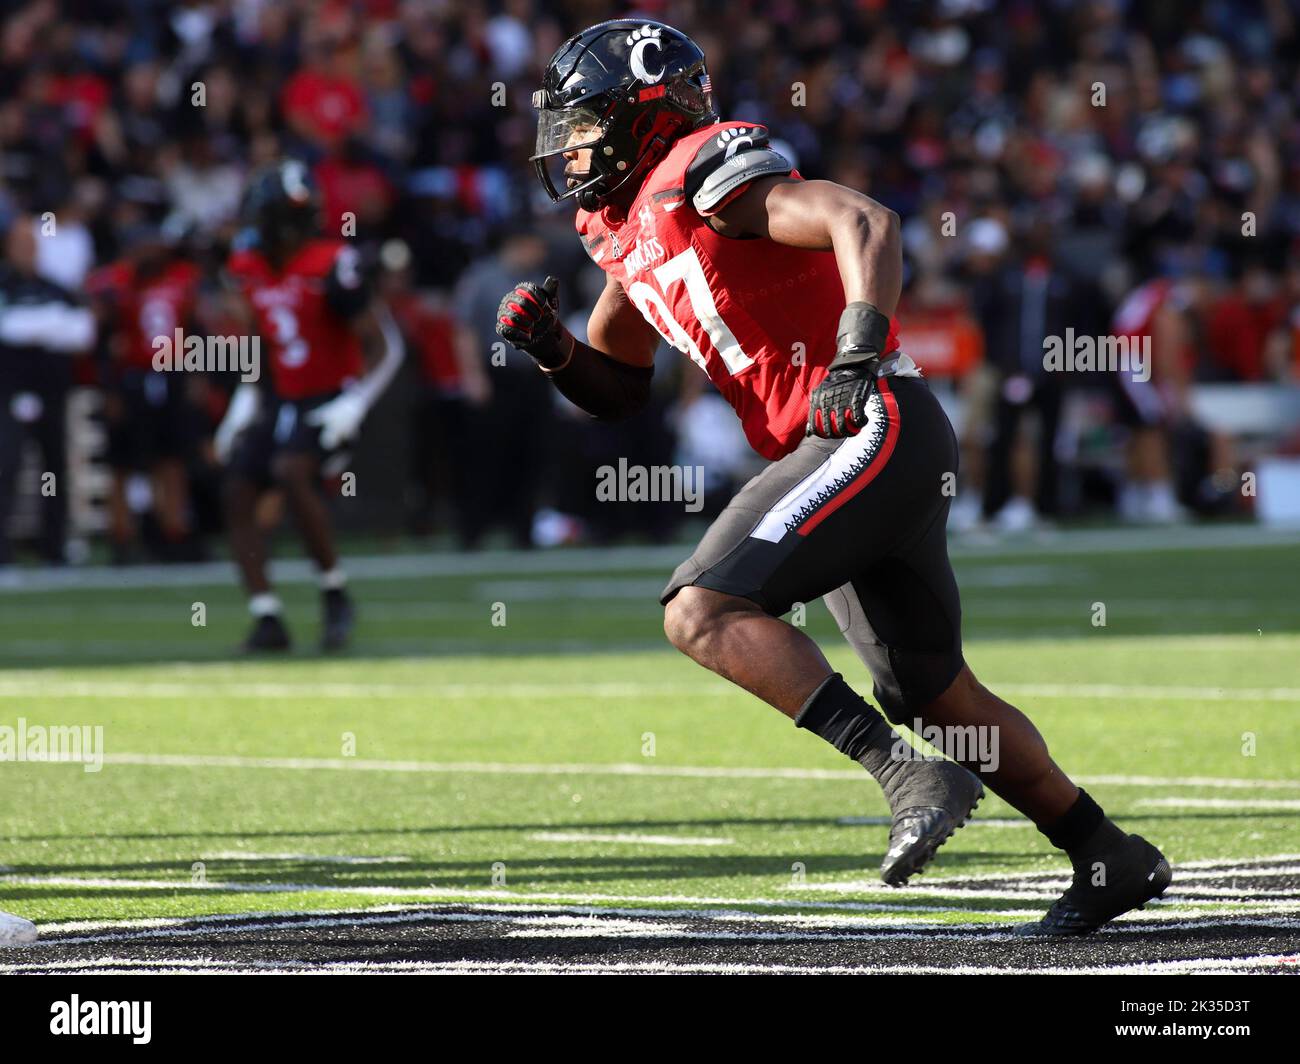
240, 159, 321, 257
532, 20, 716, 212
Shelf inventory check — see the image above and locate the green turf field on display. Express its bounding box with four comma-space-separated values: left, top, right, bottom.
1, 528, 1297, 930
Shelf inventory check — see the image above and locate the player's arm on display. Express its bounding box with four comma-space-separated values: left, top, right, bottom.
713, 175, 903, 438
304, 306, 405, 450
304, 248, 406, 449
495, 271, 656, 421
710, 176, 902, 316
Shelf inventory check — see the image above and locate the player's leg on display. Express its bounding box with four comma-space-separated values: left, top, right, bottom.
149, 373, 200, 558
151, 457, 191, 547
661, 376, 982, 884
223, 410, 290, 650
104, 383, 142, 562
271, 449, 337, 572
664, 586, 833, 713
825, 530, 1080, 822
827, 414, 1171, 933
980, 386, 1018, 521
271, 396, 355, 650
33, 382, 69, 563
921, 665, 1171, 935
1115, 370, 1182, 523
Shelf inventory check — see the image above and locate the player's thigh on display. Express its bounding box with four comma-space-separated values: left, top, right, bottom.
662, 376, 943, 616
226, 408, 278, 490
270, 394, 348, 485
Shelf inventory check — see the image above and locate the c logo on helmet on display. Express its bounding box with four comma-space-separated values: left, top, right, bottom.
627, 25, 665, 85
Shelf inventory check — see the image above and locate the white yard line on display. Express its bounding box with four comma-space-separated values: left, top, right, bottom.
1136, 797, 1300, 811
8, 871, 1296, 921
916, 854, 1300, 885
70, 751, 1300, 791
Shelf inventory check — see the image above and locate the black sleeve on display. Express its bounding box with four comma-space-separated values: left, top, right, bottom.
324, 245, 373, 319
683, 124, 793, 216
547, 340, 653, 421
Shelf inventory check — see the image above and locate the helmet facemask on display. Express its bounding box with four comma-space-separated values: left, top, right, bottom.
531, 93, 618, 211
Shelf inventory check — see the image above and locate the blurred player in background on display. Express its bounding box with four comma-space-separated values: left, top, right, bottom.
88, 220, 204, 563
497, 20, 1171, 935
214, 161, 404, 652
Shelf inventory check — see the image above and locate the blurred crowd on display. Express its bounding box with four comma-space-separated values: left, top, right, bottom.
3, 0, 1300, 565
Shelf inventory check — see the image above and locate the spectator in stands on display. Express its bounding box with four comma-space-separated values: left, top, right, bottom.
380, 249, 490, 544
0, 216, 94, 564
972, 215, 1099, 530
1, 0, 1297, 555
453, 231, 556, 548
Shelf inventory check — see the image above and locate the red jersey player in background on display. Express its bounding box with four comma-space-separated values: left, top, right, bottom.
496, 20, 1171, 936
88, 221, 203, 562
215, 161, 403, 652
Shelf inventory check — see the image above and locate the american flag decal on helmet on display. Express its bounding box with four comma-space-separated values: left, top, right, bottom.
700, 73, 712, 95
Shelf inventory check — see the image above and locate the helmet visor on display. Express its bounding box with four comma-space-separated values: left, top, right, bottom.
532, 103, 607, 160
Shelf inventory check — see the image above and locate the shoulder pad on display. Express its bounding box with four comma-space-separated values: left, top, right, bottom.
684, 124, 792, 215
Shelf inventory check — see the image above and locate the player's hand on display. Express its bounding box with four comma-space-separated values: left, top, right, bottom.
214, 382, 261, 463
305, 389, 368, 450
807, 302, 891, 439
806, 357, 879, 438
495, 276, 569, 367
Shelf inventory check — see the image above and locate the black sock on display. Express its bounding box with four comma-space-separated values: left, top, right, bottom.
1043, 789, 1128, 866
794, 673, 900, 782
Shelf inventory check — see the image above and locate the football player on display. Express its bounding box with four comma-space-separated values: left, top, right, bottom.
497, 20, 1171, 934
88, 221, 203, 563
216, 161, 403, 652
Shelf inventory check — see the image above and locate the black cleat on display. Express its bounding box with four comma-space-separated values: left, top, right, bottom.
241, 613, 291, 653
321, 588, 355, 651
1014, 833, 1172, 937
880, 759, 984, 887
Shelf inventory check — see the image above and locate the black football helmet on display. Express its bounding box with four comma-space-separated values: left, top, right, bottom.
532, 20, 716, 211
241, 160, 320, 255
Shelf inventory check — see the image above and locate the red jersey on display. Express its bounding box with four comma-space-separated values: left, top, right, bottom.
390, 291, 461, 391
576, 121, 899, 460
226, 239, 366, 400
88, 259, 201, 373
1111, 278, 1195, 381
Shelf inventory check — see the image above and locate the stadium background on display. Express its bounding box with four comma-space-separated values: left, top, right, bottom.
1, 0, 1299, 562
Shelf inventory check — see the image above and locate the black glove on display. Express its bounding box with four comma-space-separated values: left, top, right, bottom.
496, 276, 572, 369
807, 302, 891, 439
